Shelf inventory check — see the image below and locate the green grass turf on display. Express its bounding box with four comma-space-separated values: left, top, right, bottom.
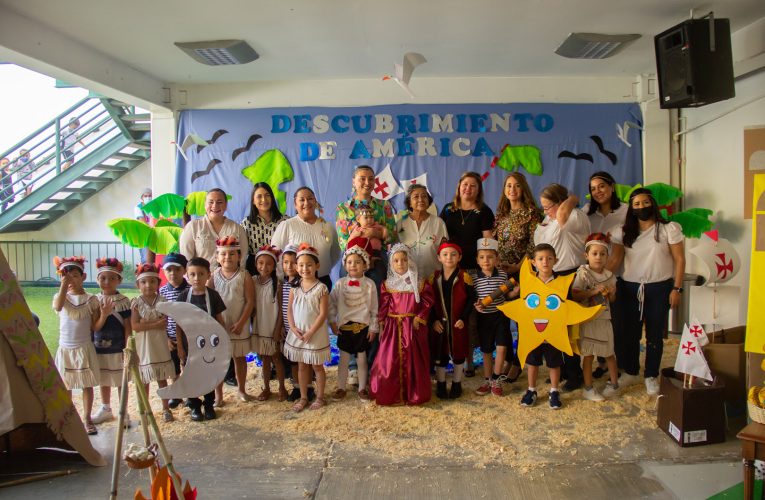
20, 286, 138, 354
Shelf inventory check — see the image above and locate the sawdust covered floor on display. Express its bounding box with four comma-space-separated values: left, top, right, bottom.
1, 337, 747, 498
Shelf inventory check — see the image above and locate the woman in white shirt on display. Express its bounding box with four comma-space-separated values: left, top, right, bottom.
610, 188, 685, 395
582, 171, 628, 378
533, 183, 591, 391
271, 186, 340, 289
395, 184, 448, 280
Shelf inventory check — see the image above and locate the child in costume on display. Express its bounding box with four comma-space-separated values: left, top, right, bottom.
520, 244, 566, 410
430, 241, 475, 399
177, 257, 228, 421
572, 233, 618, 401
252, 245, 288, 401
472, 238, 517, 397
91, 258, 132, 425
131, 263, 175, 421
284, 243, 331, 412
329, 237, 378, 401
52, 256, 101, 434
212, 237, 255, 403
370, 243, 434, 406
158, 252, 189, 410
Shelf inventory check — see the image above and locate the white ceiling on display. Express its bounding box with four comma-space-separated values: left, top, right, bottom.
2, 0, 764, 84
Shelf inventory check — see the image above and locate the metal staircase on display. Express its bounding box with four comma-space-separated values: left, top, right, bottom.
0, 95, 151, 233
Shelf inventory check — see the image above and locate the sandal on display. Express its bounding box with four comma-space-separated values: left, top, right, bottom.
85, 421, 97, 435
256, 388, 272, 402
292, 398, 308, 413
309, 397, 327, 410
277, 388, 290, 402
331, 388, 347, 400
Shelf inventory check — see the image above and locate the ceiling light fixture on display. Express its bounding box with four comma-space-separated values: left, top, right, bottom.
175, 40, 259, 66
555, 33, 641, 59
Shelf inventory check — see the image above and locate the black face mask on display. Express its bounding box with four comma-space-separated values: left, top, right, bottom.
634, 207, 653, 221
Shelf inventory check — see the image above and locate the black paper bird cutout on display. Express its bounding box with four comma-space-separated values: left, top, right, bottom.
196, 129, 229, 154
191, 159, 222, 182
558, 151, 594, 163
589, 135, 617, 165
231, 134, 263, 161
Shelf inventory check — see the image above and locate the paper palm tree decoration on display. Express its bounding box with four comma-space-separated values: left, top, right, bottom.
107, 218, 183, 254
141, 191, 232, 219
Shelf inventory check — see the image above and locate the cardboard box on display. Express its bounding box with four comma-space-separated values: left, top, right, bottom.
657, 368, 726, 447
703, 325, 746, 404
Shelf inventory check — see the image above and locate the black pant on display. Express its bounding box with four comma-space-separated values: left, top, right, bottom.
617, 279, 673, 378
187, 391, 215, 410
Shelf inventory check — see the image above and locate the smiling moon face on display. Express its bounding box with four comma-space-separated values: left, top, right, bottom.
156, 301, 231, 399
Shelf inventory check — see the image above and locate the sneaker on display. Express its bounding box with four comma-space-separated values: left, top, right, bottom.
287, 387, 301, 402
190, 407, 204, 422
203, 405, 216, 420
348, 369, 358, 387
224, 377, 237, 387
162, 409, 174, 422
582, 387, 604, 402
168, 399, 182, 409
490, 378, 504, 397
549, 391, 562, 409
91, 406, 114, 424
562, 377, 583, 392
475, 380, 491, 396
436, 381, 449, 399
645, 377, 659, 395
602, 382, 619, 398
358, 388, 370, 401
618, 372, 641, 387
449, 382, 463, 399
520, 389, 538, 407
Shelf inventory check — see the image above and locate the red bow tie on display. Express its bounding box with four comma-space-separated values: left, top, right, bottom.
348, 280, 360, 287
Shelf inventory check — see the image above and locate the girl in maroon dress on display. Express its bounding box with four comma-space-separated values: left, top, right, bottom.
371, 244, 435, 405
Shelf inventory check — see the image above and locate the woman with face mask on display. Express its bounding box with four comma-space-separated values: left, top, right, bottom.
609, 188, 685, 396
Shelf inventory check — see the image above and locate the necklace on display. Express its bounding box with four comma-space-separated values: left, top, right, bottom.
459, 208, 474, 226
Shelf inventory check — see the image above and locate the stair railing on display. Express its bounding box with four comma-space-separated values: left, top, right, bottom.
0, 96, 131, 212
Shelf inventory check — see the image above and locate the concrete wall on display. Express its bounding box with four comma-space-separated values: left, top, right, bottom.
682, 17, 765, 325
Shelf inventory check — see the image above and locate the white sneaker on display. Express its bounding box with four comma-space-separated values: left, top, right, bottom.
582, 387, 605, 402
348, 369, 358, 387
618, 372, 641, 387
645, 377, 659, 395
602, 382, 619, 398
91, 406, 114, 424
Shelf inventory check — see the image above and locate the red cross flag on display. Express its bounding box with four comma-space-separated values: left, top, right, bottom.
401, 173, 427, 189
371, 164, 403, 201
674, 323, 713, 381
688, 317, 710, 347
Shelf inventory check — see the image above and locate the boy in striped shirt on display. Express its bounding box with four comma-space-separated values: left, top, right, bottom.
159, 252, 189, 409
471, 238, 518, 396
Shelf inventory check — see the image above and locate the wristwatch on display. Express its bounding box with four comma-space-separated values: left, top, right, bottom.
673, 287, 684, 293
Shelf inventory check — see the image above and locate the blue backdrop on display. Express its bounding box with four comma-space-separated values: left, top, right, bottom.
175, 103, 643, 221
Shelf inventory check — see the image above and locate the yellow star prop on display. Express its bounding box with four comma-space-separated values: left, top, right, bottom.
498, 259, 602, 366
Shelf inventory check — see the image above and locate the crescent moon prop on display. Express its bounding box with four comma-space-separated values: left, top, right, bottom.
156, 302, 231, 399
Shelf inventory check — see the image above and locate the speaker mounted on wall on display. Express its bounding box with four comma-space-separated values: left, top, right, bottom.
654, 16, 735, 109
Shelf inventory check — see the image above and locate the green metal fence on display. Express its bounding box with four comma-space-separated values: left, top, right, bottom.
1, 240, 140, 286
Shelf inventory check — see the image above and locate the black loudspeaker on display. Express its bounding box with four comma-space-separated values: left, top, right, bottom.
654, 18, 735, 109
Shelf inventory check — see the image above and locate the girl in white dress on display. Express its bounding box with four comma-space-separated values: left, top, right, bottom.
252, 245, 288, 401
572, 234, 619, 402
52, 256, 101, 435
212, 236, 255, 402
284, 243, 330, 412
131, 263, 175, 418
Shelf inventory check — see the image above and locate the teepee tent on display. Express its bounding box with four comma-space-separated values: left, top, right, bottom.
0, 248, 105, 466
